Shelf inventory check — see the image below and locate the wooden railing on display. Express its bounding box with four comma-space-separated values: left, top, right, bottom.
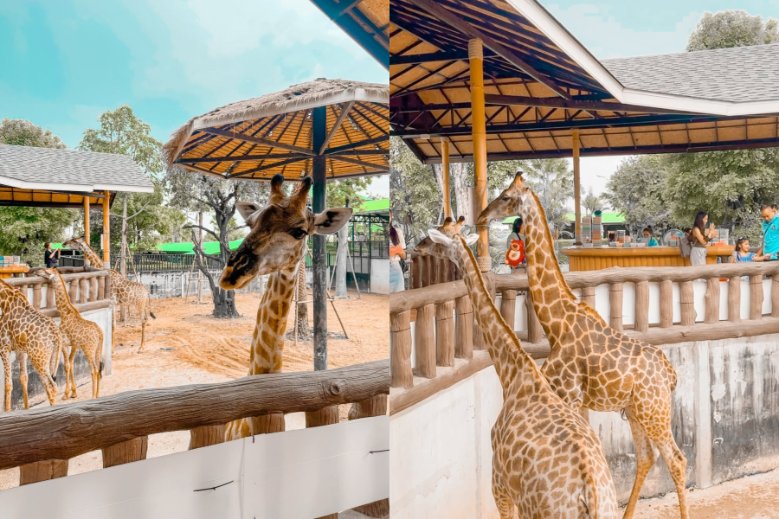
390, 263, 779, 414
6, 269, 111, 315
0, 360, 388, 479
408, 253, 460, 289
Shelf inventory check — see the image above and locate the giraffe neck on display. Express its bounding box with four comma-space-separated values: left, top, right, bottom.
249, 263, 298, 375
79, 242, 105, 268
521, 191, 577, 324
50, 272, 79, 320
0, 283, 31, 314
454, 237, 546, 391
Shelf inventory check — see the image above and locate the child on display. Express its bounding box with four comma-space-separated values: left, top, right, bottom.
641, 227, 659, 247
731, 238, 763, 263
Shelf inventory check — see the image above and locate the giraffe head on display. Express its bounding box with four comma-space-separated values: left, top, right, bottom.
63, 236, 87, 252
416, 216, 477, 262
35, 268, 57, 282
220, 174, 352, 290
477, 171, 532, 226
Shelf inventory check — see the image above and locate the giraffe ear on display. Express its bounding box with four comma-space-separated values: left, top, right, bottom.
428, 229, 452, 246
313, 208, 353, 235
236, 202, 262, 226
463, 233, 478, 246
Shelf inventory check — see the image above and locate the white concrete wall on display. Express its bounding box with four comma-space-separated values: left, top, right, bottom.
371, 258, 390, 294
391, 334, 779, 518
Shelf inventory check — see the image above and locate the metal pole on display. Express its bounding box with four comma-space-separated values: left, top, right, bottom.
469, 39, 490, 272
312, 106, 328, 371
573, 129, 582, 245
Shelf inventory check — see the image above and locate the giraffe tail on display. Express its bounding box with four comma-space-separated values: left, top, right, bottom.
147, 293, 156, 320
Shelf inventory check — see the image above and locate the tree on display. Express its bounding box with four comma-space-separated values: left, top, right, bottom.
166, 169, 267, 318
390, 137, 441, 247
519, 159, 573, 233
605, 156, 672, 236
687, 11, 778, 51
582, 189, 601, 218
79, 106, 182, 271
0, 120, 77, 264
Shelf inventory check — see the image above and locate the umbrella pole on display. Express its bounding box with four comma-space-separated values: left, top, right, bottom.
312, 105, 328, 371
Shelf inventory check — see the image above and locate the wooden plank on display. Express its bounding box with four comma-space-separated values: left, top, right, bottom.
0, 360, 389, 469
390, 311, 413, 388
680, 281, 695, 326
634, 281, 649, 332
435, 301, 455, 367
413, 304, 436, 378
706, 277, 721, 324
454, 295, 473, 359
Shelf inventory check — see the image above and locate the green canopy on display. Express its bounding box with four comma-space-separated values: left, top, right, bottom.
156, 239, 243, 255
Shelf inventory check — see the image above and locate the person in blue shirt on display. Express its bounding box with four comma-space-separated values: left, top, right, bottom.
731, 238, 763, 263
759, 204, 779, 261
641, 227, 659, 247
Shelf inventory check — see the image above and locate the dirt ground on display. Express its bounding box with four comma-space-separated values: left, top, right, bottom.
0, 289, 388, 491
629, 466, 779, 518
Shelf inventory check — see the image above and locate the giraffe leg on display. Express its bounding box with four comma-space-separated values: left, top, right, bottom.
86, 349, 99, 399
655, 432, 689, 519
93, 345, 102, 398
1, 351, 11, 412
67, 343, 78, 399
18, 351, 29, 409
622, 414, 657, 519
491, 474, 514, 519
28, 352, 57, 406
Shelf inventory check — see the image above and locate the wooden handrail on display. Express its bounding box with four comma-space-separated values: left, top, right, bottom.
0, 360, 389, 469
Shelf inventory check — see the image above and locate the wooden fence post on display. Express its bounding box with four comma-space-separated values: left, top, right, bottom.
773, 275, 779, 318
500, 290, 517, 330
750, 274, 764, 320
581, 286, 596, 308
634, 281, 649, 332
414, 304, 436, 378
728, 276, 742, 322
680, 281, 695, 326
609, 282, 624, 330
706, 277, 721, 324
435, 301, 455, 367
102, 437, 148, 468
455, 296, 473, 359
391, 311, 413, 388
19, 460, 68, 485
659, 279, 673, 328
526, 292, 543, 343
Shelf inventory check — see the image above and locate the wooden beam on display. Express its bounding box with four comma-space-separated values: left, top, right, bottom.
319, 101, 354, 154
390, 49, 496, 65
484, 94, 690, 115
573, 130, 582, 245
413, 0, 569, 99
469, 39, 490, 272
0, 360, 389, 470
441, 139, 451, 219
83, 196, 90, 245
202, 127, 314, 156
102, 191, 110, 265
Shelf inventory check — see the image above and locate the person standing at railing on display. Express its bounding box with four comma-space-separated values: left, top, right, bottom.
758, 204, 779, 261
689, 211, 718, 266
43, 242, 60, 268
389, 214, 406, 293
505, 217, 526, 270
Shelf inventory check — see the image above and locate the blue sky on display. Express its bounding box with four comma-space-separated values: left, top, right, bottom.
0, 0, 386, 149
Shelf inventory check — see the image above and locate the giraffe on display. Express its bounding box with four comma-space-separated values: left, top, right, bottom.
36, 268, 103, 399
479, 172, 688, 519
0, 279, 63, 411
419, 218, 617, 518
62, 237, 155, 352
219, 174, 352, 440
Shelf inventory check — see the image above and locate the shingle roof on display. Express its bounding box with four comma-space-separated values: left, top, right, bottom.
0, 144, 153, 193
603, 42, 779, 103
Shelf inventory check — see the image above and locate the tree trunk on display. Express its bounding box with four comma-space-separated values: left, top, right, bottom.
335, 226, 348, 298
119, 196, 128, 323
191, 228, 239, 319
196, 211, 204, 302
295, 258, 309, 338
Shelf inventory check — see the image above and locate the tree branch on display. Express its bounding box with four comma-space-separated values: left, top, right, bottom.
183, 224, 220, 242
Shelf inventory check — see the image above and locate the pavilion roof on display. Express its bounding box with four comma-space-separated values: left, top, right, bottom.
388, 0, 779, 162
309, 0, 389, 68
164, 78, 389, 181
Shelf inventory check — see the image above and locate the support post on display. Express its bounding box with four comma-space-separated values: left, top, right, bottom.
102, 191, 111, 266
312, 106, 328, 371
83, 197, 90, 245
441, 138, 452, 219
469, 39, 490, 272
573, 130, 582, 245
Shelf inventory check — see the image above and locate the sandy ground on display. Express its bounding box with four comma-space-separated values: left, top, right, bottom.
0, 289, 388, 492
629, 466, 779, 518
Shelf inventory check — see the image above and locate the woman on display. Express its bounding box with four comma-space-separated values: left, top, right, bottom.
689, 211, 718, 266
44, 242, 60, 268
389, 223, 406, 293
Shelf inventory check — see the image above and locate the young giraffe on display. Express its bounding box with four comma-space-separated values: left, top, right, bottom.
219, 174, 351, 439
36, 268, 103, 399
419, 218, 617, 518
0, 279, 63, 411
63, 237, 155, 352
479, 172, 688, 519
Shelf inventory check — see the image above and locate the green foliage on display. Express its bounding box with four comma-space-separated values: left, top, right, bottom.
79, 106, 184, 250
326, 177, 371, 209
389, 137, 440, 246
687, 11, 779, 51
515, 158, 573, 232
583, 189, 601, 217
605, 156, 672, 235
0, 120, 77, 264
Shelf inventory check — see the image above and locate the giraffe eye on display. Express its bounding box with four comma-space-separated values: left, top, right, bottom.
288, 228, 307, 239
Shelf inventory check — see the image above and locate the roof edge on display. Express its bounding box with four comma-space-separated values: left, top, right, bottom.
0, 175, 153, 194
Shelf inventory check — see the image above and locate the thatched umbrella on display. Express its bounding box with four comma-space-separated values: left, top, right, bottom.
164, 78, 388, 370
